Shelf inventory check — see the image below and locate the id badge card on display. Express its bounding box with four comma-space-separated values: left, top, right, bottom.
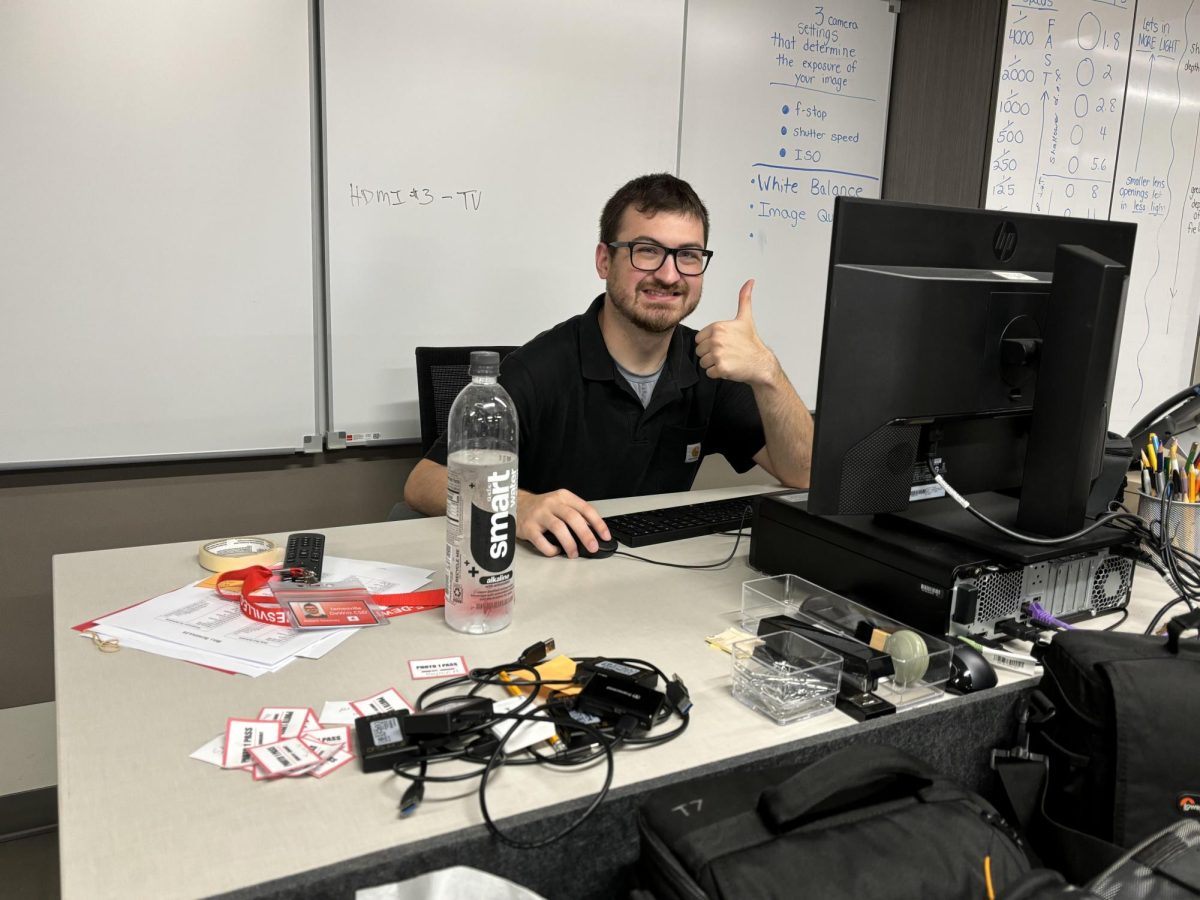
270, 577, 389, 630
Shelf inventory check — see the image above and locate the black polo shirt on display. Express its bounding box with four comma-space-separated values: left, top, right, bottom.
425, 295, 766, 501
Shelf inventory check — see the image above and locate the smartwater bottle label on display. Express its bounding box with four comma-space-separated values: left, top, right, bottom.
446, 452, 517, 631
468, 469, 517, 574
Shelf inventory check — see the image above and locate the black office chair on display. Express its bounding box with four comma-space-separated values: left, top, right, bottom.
389, 345, 518, 522
414, 345, 518, 454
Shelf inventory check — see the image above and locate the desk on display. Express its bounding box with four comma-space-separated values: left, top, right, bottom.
52, 487, 1166, 899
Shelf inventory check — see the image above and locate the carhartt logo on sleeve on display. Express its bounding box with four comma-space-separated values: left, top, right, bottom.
685, 443, 702, 463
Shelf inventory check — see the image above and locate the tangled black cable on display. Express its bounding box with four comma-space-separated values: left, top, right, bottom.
1022, 491, 1199, 636
1106, 490, 1200, 634
391, 641, 691, 848
932, 460, 1200, 636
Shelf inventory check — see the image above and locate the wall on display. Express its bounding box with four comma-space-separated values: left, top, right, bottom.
883, 0, 1005, 206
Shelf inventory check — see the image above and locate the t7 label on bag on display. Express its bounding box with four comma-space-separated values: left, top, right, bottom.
1177, 793, 1200, 817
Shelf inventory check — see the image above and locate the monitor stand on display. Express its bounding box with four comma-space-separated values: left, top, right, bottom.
884, 491, 1130, 566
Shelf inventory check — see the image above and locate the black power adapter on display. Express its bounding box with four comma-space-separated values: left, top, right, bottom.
575, 671, 665, 730
356, 709, 415, 772
356, 698, 499, 772
575, 658, 659, 690
401, 696, 494, 737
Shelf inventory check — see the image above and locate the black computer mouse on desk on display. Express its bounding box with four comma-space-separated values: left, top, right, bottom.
946, 640, 998, 694
542, 530, 618, 559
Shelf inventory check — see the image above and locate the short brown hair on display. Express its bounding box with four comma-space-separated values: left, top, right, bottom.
599, 173, 710, 246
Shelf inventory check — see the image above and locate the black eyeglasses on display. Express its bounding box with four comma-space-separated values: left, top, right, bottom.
608, 241, 713, 275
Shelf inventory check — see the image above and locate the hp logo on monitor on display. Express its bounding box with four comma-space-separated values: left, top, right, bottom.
993, 221, 1018, 261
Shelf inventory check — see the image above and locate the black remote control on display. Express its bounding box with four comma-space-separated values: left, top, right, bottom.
283, 532, 325, 580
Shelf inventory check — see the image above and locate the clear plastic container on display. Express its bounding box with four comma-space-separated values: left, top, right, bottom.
740, 574, 952, 711
731, 630, 842, 725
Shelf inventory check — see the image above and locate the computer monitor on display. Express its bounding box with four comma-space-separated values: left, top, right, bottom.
806, 198, 1136, 541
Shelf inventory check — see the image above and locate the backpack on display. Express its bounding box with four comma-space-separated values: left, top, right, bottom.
993, 610, 1200, 882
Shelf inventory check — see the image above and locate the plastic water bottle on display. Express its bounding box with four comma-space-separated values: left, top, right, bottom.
444, 351, 518, 633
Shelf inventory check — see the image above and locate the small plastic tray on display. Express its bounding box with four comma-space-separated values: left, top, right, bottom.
740, 574, 952, 711
731, 630, 842, 725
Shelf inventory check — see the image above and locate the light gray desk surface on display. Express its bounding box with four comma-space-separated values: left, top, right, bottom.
52, 487, 1167, 899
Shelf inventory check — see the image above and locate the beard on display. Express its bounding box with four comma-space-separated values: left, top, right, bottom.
606, 274, 701, 334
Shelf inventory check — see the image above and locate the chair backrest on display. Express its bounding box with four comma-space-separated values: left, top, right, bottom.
414, 346, 519, 454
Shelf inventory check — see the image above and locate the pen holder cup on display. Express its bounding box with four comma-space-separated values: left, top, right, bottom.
730, 631, 842, 725
1135, 491, 1200, 559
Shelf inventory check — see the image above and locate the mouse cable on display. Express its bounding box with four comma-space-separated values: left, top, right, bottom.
612, 509, 751, 569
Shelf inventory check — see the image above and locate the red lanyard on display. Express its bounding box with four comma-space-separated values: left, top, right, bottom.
214, 565, 310, 627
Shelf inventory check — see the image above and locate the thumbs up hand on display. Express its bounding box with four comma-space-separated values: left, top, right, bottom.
694, 279, 781, 386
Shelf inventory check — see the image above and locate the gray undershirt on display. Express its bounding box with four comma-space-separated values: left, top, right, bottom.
614, 360, 664, 408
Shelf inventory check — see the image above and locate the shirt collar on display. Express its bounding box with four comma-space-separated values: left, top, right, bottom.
580, 293, 699, 391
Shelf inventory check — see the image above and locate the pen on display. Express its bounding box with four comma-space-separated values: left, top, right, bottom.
1148, 441, 1158, 473
1143, 467, 1153, 496
1152, 432, 1160, 455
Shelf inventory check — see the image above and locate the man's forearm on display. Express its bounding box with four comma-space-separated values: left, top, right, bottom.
403, 458, 449, 516
752, 371, 813, 488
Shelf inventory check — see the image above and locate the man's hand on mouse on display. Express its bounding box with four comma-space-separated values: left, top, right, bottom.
517, 488, 610, 558
694, 279, 783, 387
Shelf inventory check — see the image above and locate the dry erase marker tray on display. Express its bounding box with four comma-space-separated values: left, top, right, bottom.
739, 574, 952, 712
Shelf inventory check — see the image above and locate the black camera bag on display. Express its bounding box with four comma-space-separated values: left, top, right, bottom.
993, 610, 1200, 883
636, 743, 1030, 900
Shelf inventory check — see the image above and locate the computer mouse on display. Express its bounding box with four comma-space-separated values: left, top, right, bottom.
542, 530, 618, 559
946, 641, 998, 694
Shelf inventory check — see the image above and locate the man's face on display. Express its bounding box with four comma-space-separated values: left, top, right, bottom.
596, 206, 705, 334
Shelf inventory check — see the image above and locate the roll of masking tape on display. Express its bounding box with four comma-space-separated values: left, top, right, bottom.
198, 537, 281, 572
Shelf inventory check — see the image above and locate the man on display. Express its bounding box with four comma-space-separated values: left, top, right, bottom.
404, 173, 813, 557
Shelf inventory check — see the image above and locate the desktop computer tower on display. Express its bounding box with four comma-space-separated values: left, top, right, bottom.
748, 491, 1134, 639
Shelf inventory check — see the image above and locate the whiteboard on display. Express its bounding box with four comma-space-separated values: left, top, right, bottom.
0, 0, 317, 468
985, 0, 1200, 434
679, 0, 897, 404
985, 0, 1134, 218
322, 0, 684, 445
1109, 0, 1200, 431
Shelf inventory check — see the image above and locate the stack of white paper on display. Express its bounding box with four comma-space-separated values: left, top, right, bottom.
81, 557, 433, 677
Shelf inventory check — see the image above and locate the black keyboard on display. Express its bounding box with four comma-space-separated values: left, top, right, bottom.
606, 495, 761, 547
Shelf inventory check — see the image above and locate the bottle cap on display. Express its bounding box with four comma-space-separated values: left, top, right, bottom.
469, 350, 501, 377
